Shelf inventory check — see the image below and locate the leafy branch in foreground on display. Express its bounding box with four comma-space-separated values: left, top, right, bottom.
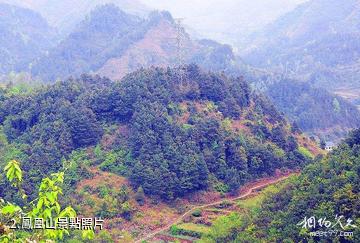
0, 160, 94, 242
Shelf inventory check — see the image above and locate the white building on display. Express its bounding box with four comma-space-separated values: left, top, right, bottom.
325, 142, 335, 151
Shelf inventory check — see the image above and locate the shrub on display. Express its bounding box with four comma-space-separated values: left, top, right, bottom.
217, 200, 233, 209
170, 225, 180, 235
192, 209, 202, 217
214, 182, 229, 193
97, 184, 110, 198
134, 186, 145, 206
298, 146, 314, 159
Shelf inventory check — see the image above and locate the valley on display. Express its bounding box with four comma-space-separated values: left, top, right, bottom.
333, 87, 360, 110
137, 173, 294, 242
0, 1, 359, 242
1, 1, 359, 141
63, 164, 296, 242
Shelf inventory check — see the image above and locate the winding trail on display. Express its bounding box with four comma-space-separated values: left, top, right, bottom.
135, 173, 294, 243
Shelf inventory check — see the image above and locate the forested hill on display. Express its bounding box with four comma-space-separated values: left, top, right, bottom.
202, 129, 360, 242
238, 0, 360, 140
1, 2, 357, 142
30, 4, 144, 81
30, 4, 241, 82
0, 0, 150, 34
242, 0, 360, 98
0, 66, 312, 200
267, 80, 360, 141
0, 3, 56, 74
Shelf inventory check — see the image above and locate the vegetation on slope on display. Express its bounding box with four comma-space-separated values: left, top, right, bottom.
0, 66, 309, 202
30, 4, 242, 82
267, 80, 360, 140
0, 160, 95, 242
199, 177, 293, 242
201, 129, 360, 242
0, 3, 56, 74
2, 1, 356, 143
239, 0, 360, 140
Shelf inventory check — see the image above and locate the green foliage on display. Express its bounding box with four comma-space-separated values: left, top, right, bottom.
170, 225, 180, 235
199, 213, 243, 242
267, 80, 360, 136
94, 230, 114, 243
120, 201, 133, 220
93, 184, 133, 220
125, 66, 262, 198
118, 185, 130, 202
0, 203, 21, 215
192, 209, 202, 217
345, 128, 360, 147
97, 185, 111, 198
4, 160, 22, 186
251, 143, 360, 242
95, 199, 118, 219
176, 223, 210, 238
1, 73, 43, 97
99, 149, 128, 175
0, 66, 305, 201
0, 160, 95, 242
204, 131, 360, 242
201, 178, 293, 242
107, 67, 303, 197
213, 181, 230, 194
298, 146, 314, 159
62, 150, 93, 193
134, 186, 145, 206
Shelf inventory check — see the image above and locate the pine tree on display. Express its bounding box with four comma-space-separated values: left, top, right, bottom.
134, 186, 145, 206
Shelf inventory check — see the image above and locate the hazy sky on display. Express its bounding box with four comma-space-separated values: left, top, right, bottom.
1, 0, 308, 48
140, 0, 308, 47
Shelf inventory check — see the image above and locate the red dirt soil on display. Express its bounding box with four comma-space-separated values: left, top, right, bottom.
135, 171, 298, 243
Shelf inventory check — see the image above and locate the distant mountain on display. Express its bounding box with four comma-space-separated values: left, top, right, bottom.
238, 0, 360, 140
97, 12, 240, 81
242, 0, 360, 102
31, 4, 242, 81
28, 3, 360, 141
0, 65, 310, 200
0, 3, 56, 74
0, 0, 150, 35
30, 4, 144, 81
3, 2, 357, 141
267, 80, 360, 141
140, 0, 307, 48
239, 66, 360, 141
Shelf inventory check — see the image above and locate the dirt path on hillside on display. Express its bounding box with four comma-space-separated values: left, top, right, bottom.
135, 173, 295, 243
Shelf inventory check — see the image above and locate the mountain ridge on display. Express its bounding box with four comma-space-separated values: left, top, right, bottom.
0, 3, 56, 74
31, 4, 243, 82
241, 0, 360, 95
0, 0, 150, 34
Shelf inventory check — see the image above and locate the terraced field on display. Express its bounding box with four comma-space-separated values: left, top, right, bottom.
141, 175, 295, 243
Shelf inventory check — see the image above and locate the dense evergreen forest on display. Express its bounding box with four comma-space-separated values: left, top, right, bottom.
0, 65, 310, 202
242, 0, 360, 91
267, 80, 360, 140
1, 2, 359, 141
0, 1, 359, 242
202, 129, 360, 242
